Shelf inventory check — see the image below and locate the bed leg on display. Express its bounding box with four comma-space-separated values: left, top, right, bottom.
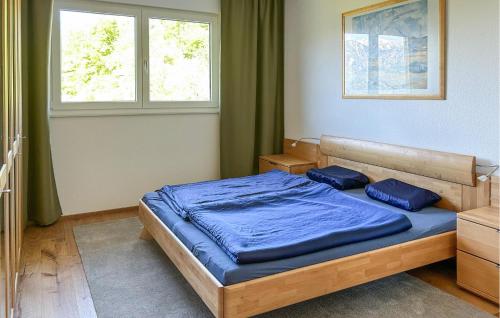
139, 227, 153, 240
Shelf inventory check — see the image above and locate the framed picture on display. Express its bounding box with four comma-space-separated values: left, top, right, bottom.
342, 0, 446, 99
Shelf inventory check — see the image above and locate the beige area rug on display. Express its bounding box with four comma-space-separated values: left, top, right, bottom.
73, 217, 494, 318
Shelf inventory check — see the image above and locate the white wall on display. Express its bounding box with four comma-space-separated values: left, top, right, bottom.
285, 0, 500, 169
50, 0, 220, 215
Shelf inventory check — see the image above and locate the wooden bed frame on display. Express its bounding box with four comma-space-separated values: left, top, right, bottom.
138, 135, 487, 318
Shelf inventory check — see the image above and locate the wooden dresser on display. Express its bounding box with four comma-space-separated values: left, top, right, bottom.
457, 206, 499, 303
259, 154, 316, 174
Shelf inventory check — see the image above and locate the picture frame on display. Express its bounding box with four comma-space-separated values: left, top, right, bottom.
342, 0, 446, 100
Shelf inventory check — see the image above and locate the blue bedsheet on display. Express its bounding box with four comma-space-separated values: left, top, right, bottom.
142, 188, 456, 285
156, 170, 313, 219
185, 182, 413, 264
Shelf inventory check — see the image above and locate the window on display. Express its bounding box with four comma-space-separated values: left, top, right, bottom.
148, 18, 210, 102
143, 9, 217, 109
60, 11, 136, 103
51, 0, 219, 116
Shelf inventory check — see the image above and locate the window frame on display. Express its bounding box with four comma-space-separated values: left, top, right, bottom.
142, 8, 219, 110
50, 0, 220, 117
51, 0, 143, 111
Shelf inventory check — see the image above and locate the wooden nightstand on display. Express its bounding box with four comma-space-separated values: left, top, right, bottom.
457, 206, 499, 304
259, 154, 316, 174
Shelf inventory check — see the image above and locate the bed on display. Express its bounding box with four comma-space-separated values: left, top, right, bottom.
138, 135, 487, 317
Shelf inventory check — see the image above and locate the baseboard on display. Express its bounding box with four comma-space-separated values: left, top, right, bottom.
61, 205, 139, 220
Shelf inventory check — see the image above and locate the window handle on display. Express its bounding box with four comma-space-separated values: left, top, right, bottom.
0, 189, 11, 194
144, 60, 148, 72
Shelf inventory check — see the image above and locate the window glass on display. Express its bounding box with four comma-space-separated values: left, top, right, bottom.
148, 18, 210, 102
59, 11, 136, 102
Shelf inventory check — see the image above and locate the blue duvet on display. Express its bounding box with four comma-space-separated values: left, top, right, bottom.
156, 170, 313, 219
187, 182, 412, 264
145, 171, 413, 264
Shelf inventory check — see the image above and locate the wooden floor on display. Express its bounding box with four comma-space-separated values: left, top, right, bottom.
15, 210, 499, 318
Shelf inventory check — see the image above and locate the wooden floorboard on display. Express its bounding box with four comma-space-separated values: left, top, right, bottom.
15, 208, 137, 318
15, 210, 499, 318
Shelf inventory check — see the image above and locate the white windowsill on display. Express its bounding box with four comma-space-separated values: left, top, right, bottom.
49, 107, 220, 118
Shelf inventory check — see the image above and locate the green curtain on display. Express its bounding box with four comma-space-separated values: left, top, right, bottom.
220, 0, 284, 178
22, 0, 62, 226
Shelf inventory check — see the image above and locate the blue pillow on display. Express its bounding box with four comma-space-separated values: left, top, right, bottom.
306, 165, 369, 190
365, 179, 441, 212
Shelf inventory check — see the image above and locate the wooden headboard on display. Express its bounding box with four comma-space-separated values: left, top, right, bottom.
319, 135, 486, 212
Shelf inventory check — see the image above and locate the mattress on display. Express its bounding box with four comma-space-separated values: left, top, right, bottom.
142, 188, 456, 286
